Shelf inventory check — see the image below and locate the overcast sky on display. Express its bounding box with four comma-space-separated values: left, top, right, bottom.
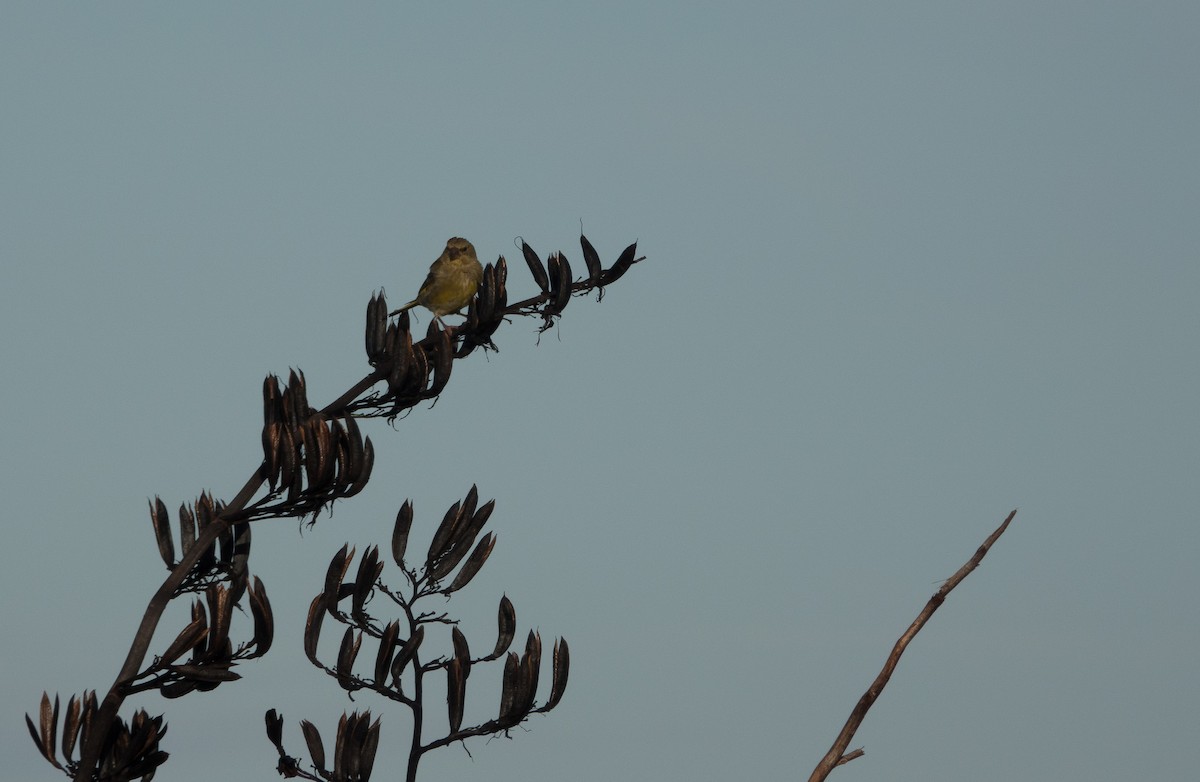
3, 3, 1198, 781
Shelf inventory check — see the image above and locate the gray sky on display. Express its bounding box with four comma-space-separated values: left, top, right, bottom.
3, 3, 1198, 781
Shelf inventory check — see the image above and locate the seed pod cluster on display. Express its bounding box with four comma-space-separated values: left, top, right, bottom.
291, 491, 569, 757
27, 692, 170, 781
265, 709, 381, 782
259, 371, 375, 517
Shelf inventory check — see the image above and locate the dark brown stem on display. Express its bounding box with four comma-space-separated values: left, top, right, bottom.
807, 509, 1017, 782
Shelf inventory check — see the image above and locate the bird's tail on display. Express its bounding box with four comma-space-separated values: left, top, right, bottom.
388, 300, 420, 316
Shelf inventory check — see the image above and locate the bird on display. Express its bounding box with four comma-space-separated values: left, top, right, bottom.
391, 237, 484, 322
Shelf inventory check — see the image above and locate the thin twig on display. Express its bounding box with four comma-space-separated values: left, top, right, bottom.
807, 509, 1017, 782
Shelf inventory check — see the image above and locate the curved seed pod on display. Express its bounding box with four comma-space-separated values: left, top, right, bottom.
262, 421, 282, 490
343, 437, 374, 499
366, 292, 388, 365
550, 253, 573, 314
445, 532, 496, 594
495, 255, 508, 306
324, 544, 354, 608
391, 501, 413, 567
498, 651, 520, 720
247, 576, 274, 658
29, 693, 61, 769
451, 626, 472, 679
177, 502, 195, 557
543, 638, 570, 711
300, 719, 326, 771
61, 694, 83, 762
390, 626, 424, 682
158, 617, 209, 667
426, 500, 464, 572
360, 716, 381, 782
169, 663, 240, 684
350, 546, 380, 620
409, 343, 430, 397
206, 585, 232, 657
490, 595, 517, 659
159, 681, 198, 699
290, 369, 310, 418
475, 263, 497, 321
339, 416, 364, 486
149, 498, 174, 569
580, 234, 603, 286
262, 375, 283, 426
335, 628, 363, 691
304, 595, 326, 666
446, 658, 466, 734
521, 240, 550, 293
373, 621, 399, 685
327, 418, 349, 494
520, 631, 542, 712
427, 327, 454, 397
603, 241, 640, 284
446, 499, 493, 561
264, 709, 284, 751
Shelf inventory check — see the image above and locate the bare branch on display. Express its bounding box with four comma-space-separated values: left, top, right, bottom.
807, 509, 1017, 782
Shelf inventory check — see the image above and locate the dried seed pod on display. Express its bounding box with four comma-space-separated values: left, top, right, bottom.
247, 576, 273, 658
374, 621, 399, 685
446, 658, 466, 734
521, 240, 550, 293
158, 617, 209, 667
149, 497, 174, 569
390, 626, 424, 682
444, 532, 496, 594
300, 719, 326, 771
491, 595, 517, 659
304, 595, 326, 666
343, 437, 374, 499
550, 252, 573, 314
324, 544, 354, 608
544, 637, 570, 711
391, 501, 413, 566
603, 241, 640, 284
335, 628, 362, 691
580, 233, 603, 285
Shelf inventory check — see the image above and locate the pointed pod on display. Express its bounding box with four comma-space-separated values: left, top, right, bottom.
498, 651, 520, 721
149, 497, 174, 569
544, 637, 570, 711
390, 626, 424, 682
300, 719, 326, 771
580, 234, 603, 286
264, 709, 284, 751
603, 241, 641, 284
62, 694, 83, 762
343, 436, 374, 499
444, 532, 496, 594
427, 324, 454, 397
360, 715, 382, 782
324, 544, 354, 608
247, 576, 274, 658
304, 594, 326, 666
391, 501, 413, 567
451, 626, 472, 679
446, 657, 466, 734
522, 240, 550, 293
30, 693, 62, 769
550, 252, 573, 314
426, 500, 465, 573
178, 502, 195, 557
158, 616, 209, 667
351, 546, 381, 620
336, 628, 363, 691
373, 621, 400, 685
490, 594, 517, 659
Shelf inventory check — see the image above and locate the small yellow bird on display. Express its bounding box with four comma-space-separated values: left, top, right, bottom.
393, 237, 484, 320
